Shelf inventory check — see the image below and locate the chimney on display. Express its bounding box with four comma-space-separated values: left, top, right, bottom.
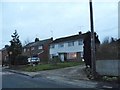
79, 31, 82, 35
51, 37, 53, 40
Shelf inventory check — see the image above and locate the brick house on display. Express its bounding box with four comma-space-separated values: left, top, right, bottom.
1, 46, 9, 65
50, 32, 85, 62
22, 38, 53, 63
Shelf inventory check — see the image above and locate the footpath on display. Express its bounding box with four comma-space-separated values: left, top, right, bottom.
3, 65, 119, 89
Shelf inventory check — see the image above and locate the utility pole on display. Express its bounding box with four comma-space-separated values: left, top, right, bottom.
89, 0, 96, 78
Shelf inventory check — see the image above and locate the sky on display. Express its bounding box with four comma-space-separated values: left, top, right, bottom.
0, 0, 119, 49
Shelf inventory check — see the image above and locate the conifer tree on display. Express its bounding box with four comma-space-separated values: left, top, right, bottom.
8, 30, 22, 65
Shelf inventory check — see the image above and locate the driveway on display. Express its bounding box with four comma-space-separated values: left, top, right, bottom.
33, 64, 89, 80
3, 64, 119, 89
6, 64, 88, 80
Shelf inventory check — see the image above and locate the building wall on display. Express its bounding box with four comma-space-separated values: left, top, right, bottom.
50, 40, 83, 55
1, 49, 8, 65
50, 39, 83, 61
96, 60, 120, 76
38, 42, 51, 63
22, 39, 52, 63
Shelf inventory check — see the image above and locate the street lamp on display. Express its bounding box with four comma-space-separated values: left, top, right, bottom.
89, 0, 96, 78
9, 51, 12, 68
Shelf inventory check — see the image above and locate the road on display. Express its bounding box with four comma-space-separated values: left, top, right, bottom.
2, 69, 119, 89
2, 69, 82, 88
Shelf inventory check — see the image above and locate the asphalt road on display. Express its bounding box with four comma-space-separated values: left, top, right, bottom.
2, 69, 82, 88
2, 69, 119, 89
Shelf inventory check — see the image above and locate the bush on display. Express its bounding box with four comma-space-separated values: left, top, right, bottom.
96, 44, 118, 60
50, 56, 61, 65
15, 55, 28, 65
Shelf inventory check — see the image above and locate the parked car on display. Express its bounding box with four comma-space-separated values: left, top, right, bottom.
28, 57, 40, 65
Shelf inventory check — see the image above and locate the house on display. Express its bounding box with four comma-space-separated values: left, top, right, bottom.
1, 45, 9, 65
22, 38, 53, 63
50, 32, 85, 62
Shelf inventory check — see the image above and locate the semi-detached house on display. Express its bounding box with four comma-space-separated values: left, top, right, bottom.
50, 32, 85, 62
22, 38, 53, 62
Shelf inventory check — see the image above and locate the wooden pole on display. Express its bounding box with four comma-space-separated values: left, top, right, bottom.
89, 0, 96, 78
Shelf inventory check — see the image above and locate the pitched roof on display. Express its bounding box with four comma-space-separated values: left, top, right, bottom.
51, 33, 86, 44
24, 38, 52, 48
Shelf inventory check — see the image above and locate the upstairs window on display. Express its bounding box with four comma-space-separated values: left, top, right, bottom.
58, 43, 64, 48
68, 41, 74, 47
38, 46, 43, 49
78, 40, 83, 45
27, 49, 30, 51
23, 48, 26, 52
50, 44, 55, 49
31, 47, 35, 50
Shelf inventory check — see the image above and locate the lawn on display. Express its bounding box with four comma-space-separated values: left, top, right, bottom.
22, 61, 84, 72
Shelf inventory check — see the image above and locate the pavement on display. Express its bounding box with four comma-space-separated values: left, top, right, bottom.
2, 64, 120, 89
4, 64, 89, 80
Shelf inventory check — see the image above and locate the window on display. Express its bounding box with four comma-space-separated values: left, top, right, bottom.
78, 40, 83, 45
38, 46, 43, 49
50, 44, 55, 48
67, 52, 77, 59
58, 43, 64, 48
24, 48, 26, 52
68, 41, 74, 47
27, 49, 30, 51
31, 47, 34, 50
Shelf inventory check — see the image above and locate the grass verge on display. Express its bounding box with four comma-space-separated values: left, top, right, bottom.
21, 61, 84, 72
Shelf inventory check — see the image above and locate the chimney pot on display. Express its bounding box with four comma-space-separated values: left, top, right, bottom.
79, 31, 82, 34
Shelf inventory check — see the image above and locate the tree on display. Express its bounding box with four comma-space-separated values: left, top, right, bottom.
83, 31, 100, 68
96, 37, 119, 60
102, 37, 109, 44
23, 38, 30, 46
8, 30, 22, 65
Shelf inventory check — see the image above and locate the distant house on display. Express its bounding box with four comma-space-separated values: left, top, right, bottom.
50, 32, 85, 62
1, 45, 9, 65
22, 38, 53, 63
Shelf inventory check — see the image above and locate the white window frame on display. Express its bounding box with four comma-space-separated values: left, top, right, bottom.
78, 40, 83, 45
50, 44, 55, 49
68, 41, 74, 47
31, 47, 35, 50
27, 48, 30, 51
58, 43, 64, 48
38, 46, 43, 49
67, 52, 77, 59
24, 48, 26, 52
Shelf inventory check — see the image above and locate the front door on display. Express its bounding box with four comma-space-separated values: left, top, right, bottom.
60, 54, 64, 62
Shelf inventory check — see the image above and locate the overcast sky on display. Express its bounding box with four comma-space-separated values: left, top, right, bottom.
1, 0, 119, 49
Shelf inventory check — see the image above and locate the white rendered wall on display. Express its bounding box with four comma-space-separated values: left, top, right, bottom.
50, 40, 83, 55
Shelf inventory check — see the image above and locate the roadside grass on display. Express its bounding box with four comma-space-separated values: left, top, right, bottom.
22, 61, 84, 72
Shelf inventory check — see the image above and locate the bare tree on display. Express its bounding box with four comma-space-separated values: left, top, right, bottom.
23, 38, 30, 46
102, 37, 110, 44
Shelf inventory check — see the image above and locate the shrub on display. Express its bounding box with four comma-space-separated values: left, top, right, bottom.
96, 44, 118, 60
50, 56, 61, 65
15, 55, 28, 65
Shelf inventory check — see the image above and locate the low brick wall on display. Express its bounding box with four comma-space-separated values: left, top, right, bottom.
96, 60, 120, 76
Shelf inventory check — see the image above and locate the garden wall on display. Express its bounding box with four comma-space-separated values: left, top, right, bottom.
96, 60, 120, 76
